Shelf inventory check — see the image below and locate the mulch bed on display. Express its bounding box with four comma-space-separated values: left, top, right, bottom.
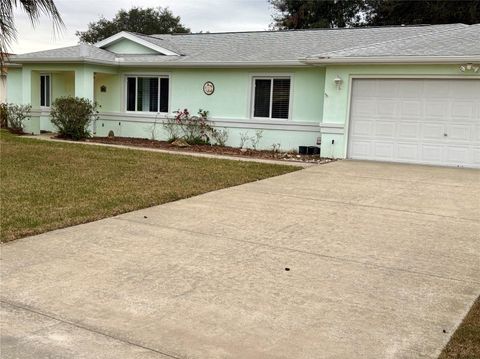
86, 136, 333, 164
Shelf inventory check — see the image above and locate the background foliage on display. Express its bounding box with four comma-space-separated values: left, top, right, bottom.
77, 7, 190, 43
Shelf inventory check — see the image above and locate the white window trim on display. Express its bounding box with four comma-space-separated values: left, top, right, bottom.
250, 74, 294, 121
124, 74, 170, 114
40, 73, 51, 108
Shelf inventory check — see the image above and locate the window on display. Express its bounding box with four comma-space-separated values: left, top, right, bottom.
252, 77, 291, 119
126, 76, 169, 113
40, 74, 51, 107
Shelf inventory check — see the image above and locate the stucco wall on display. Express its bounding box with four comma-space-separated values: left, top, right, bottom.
96, 67, 326, 124
9, 62, 476, 155
6, 68, 22, 103
7, 64, 325, 149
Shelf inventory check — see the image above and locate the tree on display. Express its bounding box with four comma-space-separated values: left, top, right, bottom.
0, 0, 63, 71
269, 0, 480, 29
269, 0, 366, 29
364, 0, 480, 26
76, 7, 190, 44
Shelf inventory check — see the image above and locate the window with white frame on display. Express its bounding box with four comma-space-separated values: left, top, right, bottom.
252, 77, 291, 119
126, 76, 169, 113
40, 74, 51, 107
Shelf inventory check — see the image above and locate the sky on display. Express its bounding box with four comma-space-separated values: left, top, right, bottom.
11, 0, 275, 54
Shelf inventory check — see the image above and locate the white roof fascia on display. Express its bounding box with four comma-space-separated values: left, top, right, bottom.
94, 31, 180, 56
8, 57, 116, 66
7, 57, 307, 67
301, 56, 480, 64
114, 60, 307, 67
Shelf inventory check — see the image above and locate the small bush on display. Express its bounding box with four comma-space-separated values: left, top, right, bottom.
239, 131, 249, 149
212, 128, 229, 146
250, 130, 263, 150
163, 116, 181, 142
0, 103, 7, 128
166, 108, 216, 145
1, 103, 32, 133
50, 96, 98, 140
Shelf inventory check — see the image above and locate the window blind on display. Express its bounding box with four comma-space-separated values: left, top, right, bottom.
271, 79, 290, 119
254, 79, 271, 118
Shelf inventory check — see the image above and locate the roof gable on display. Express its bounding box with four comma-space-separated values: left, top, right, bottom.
102, 38, 159, 55
95, 31, 179, 56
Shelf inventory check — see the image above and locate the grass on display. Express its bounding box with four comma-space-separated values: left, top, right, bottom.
0, 130, 299, 242
439, 296, 480, 359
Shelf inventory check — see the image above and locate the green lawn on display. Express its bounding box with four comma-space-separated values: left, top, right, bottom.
440, 296, 480, 359
0, 131, 298, 242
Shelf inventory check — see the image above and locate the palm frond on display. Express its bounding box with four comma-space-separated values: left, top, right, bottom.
1, 0, 64, 73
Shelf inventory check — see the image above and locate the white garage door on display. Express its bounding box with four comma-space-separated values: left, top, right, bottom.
348, 79, 480, 168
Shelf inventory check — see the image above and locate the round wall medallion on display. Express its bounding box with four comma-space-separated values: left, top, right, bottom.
203, 81, 215, 95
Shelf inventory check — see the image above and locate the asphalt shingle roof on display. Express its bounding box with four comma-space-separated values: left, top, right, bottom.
311, 23, 480, 58
10, 23, 480, 66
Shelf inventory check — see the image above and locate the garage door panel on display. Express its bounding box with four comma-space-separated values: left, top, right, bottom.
397, 143, 420, 161
377, 100, 398, 116
473, 148, 480, 166
373, 142, 395, 158
354, 100, 378, 116
451, 101, 476, 119
423, 81, 451, 97
400, 100, 423, 119
349, 79, 480, 168
421, 145, 445, 163
398, 122, 420, 139
422, 124, 444, 140
425, 100, 449, 120
445, 124, 472, 141
354, 79, 378, 95
377, 80, 398, 97
474, 125, 480, 142
351, 120, 372, 136
350, 141, 372, 158
445, 146, 470, 164
397, 81, 423, 98
374, 121, 396, 137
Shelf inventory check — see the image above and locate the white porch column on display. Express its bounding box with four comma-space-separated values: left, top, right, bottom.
74, 67, 94, 101
74, 67, 96, 134
21, 67, 32, 104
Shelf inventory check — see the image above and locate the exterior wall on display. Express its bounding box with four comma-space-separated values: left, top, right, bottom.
0, 75, 6, 103
320, 64, 480, 158
6, 68, 22, 103
7, 64, 115, 134
94, 66, 325, 150
94, 73, 122, 112
104, 39, 159, 54
8, 61, 478, 155
7, 63, 325, 148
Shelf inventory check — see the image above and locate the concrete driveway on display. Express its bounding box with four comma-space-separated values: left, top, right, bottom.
1, 161, 479, 359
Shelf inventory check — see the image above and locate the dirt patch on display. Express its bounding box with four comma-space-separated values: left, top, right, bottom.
86, 136, 334, 164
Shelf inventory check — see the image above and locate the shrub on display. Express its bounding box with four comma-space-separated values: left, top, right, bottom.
212, 128, 229, 147
163, 116, 181, 142
250, 130, 263, 150
0, 103, 7, 128
166, 108, 216, 145
239, 131, 249, 149
50, 96, 98, 140
2, 103, 32, 133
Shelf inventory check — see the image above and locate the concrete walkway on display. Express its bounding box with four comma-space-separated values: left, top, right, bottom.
24, 134, 314, 167
1, 161, 479, 358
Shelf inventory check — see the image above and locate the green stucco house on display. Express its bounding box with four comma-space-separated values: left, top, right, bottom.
6, 23, 480, 167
